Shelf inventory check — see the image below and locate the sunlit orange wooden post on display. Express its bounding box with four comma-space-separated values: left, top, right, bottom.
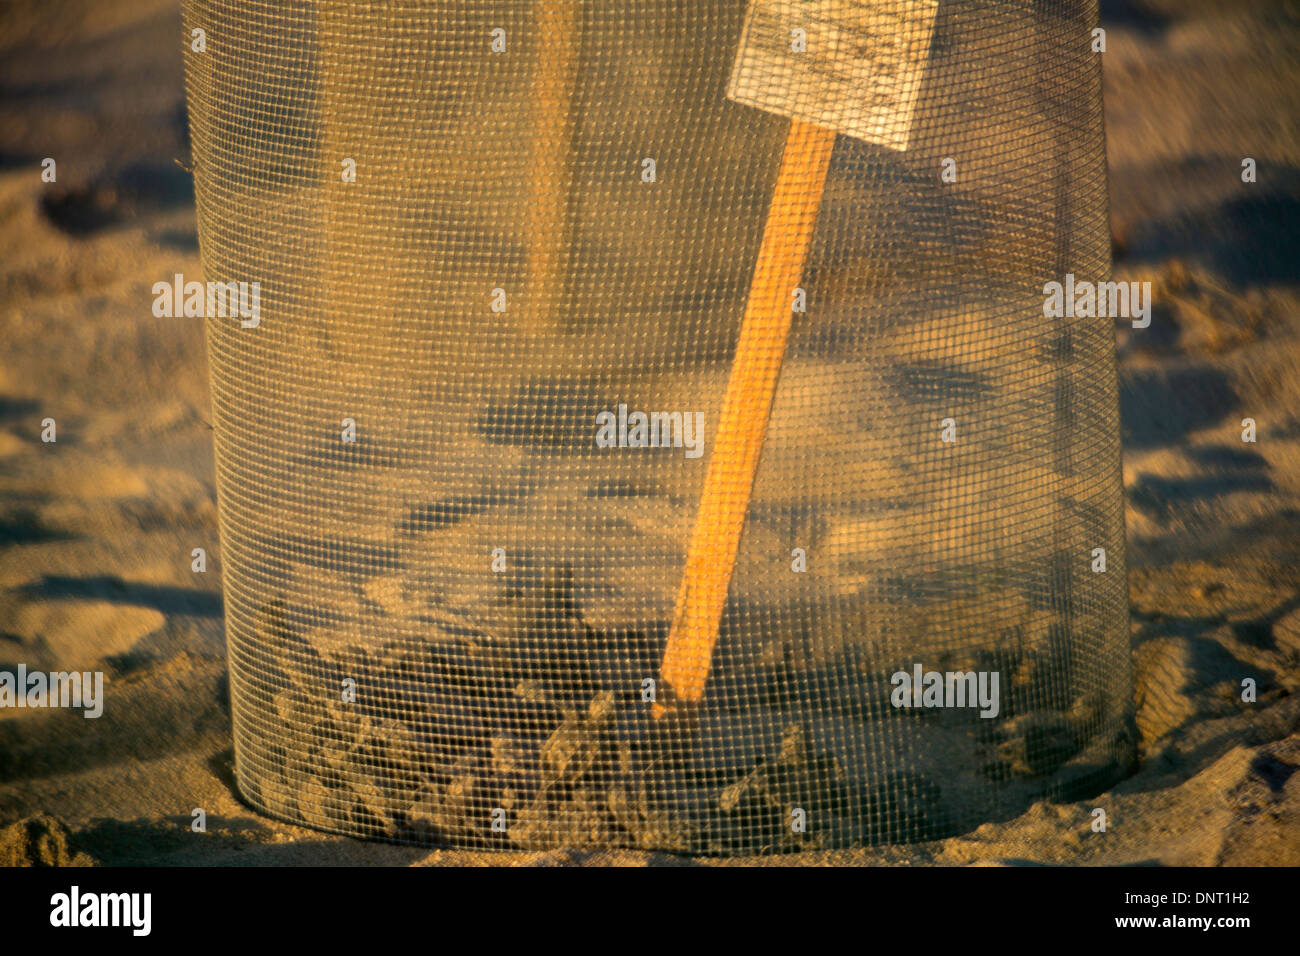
318, 3, 409, 358
526, 0, 579, 328
653, 119, 836, 715
653, 0, 938, 716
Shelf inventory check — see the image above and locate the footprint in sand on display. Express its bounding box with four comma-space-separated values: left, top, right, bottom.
9, 599, 165, 672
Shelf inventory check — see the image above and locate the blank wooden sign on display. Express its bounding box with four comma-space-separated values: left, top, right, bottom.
728, 0, 938, 150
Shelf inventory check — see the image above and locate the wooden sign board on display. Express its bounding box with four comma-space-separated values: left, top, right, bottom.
727, 0, 939, 151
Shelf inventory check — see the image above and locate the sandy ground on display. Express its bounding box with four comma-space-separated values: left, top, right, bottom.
1, 0, 1298, 865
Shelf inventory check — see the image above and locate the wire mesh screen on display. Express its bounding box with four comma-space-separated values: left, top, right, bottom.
182, 0, 1135, 853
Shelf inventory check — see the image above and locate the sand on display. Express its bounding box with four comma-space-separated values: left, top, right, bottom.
1, 0, 1298, 865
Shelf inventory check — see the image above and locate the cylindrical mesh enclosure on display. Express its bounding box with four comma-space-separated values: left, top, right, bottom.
183, 0, 1135, 853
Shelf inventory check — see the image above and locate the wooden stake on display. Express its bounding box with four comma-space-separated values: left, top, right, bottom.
318, 3, 407, 362
654, 118, 837, 716
526, 0, 579, 328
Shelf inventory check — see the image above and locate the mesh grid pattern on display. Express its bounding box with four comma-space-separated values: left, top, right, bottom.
183, 0, 1134, 853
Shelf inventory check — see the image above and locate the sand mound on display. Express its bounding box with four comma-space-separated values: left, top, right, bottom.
0, 814, 96, 867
